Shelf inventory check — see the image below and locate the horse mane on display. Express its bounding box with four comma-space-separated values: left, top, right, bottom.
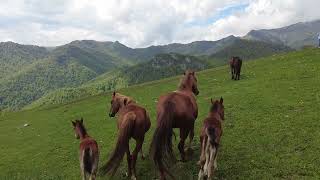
75, 120, 87, 136
115, 93, 135, 105
178, 70, 193, 90
210, 100, 221, 112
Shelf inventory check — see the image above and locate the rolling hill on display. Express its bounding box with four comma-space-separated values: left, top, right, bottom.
0, 48, 319, 179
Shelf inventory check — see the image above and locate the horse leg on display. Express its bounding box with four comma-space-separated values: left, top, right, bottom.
79, 151, 86, 180
131, 139, 143, 180
188, 123, 195, 151
126, 146, 132, 178
207, 145, 217, 179
139, 136, 145, 160
178, 128, 189, 161
230, 67, 234, 79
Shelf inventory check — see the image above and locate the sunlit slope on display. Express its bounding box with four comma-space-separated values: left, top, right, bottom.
0, 48, 319, 179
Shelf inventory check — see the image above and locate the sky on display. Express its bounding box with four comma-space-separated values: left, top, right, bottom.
0, 0, 319, 48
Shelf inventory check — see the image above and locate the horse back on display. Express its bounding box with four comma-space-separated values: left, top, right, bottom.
118, 104, 151, 138
157, 92, 198, 127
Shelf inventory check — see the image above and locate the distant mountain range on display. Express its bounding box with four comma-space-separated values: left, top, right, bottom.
1, 19, 319, 110
244, 19, 320, 49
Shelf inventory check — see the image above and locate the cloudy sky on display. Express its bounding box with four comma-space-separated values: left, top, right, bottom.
0, 0, 319, 47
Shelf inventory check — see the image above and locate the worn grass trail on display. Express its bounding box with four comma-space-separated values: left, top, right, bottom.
0, 48, 319, 179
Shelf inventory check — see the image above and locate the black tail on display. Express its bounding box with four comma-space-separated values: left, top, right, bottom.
206, 127, 219, 163
206, 127, 217, 148
100, 114, 135, 176
150, 101, 175, 178
83, 148, 93, 173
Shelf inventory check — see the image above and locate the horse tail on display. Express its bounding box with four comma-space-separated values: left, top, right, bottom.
150, 101, 175, 178
206, 127, 216, 148
206, 127, 219, 160
100, 112, 135, 176
83, 147, 93, 173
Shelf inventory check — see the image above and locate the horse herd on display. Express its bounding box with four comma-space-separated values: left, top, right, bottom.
71, 57, 243, 180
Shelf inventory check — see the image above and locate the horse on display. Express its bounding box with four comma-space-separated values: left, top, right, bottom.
229, 56, 242, 80
100, 92, 151, 180
198, 97, 224, 180
72, 118, 99, 180
150, 70, 199, 180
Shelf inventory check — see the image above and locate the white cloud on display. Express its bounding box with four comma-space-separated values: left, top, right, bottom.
0, 0, 319, 47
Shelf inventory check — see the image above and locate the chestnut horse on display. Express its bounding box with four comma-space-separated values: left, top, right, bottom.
72, 118, 99, 180
198, 98, 224, 180
100, 92, 151, 180
150, 70, 199, 180
229, 56, 242, 80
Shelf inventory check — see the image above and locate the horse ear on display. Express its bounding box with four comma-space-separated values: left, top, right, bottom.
211, 98, 214, 104
113, 91, 116, 96
220, 97, 224, 104
80, 118, 83, 123
72, 121, 76, 127
123, 98, 128, 106
191, 71, 195, 75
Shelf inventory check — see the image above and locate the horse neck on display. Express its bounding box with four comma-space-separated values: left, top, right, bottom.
178, 82, 193, 93
209, 111, 222, 121
77, 126, 89, 140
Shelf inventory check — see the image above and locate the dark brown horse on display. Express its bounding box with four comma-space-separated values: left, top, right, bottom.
150, 70, 199, 180
229, 56, 242, 80
100, 92, 151, 180
198, 98, 224, 180
72, 118, 99, 180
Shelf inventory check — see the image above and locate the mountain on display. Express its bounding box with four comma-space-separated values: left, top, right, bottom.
0, 41, 132, 110
132, 35, 238, 61
0, 41, 49, 80
25, 53, 212, 109
210, 38, 292, 60
3, 19, 319, 110
244, 19, 320, 49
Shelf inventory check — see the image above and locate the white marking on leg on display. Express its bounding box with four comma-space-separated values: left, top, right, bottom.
208, 146, 216, 178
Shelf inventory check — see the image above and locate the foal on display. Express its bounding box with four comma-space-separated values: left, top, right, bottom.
72, 118, 99, 180
198, 98, 224, 180
101, 92, 151, 180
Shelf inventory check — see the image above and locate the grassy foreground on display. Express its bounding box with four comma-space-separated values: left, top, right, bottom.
0, 48, 320, 179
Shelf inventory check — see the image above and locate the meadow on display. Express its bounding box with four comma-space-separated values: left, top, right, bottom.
0, 48, 319, 180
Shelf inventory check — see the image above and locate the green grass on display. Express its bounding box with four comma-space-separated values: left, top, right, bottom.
1, 48, 320, 179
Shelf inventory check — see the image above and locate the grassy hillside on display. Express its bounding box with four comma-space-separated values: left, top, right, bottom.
1, 48, 319, 179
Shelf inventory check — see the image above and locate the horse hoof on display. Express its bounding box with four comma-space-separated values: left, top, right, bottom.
131, 176, 137, 180
141, 155, 145, 160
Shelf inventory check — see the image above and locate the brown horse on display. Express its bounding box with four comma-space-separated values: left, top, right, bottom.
100, 92, 151, 180
198, 98, 224, 180
229, 56, 242, 80
150, 70, 199, 180
72, 118, 99, 180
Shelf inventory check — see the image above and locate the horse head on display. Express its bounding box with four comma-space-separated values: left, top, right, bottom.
210, 97, 224, 120
179, 70, 199, 96
108, 92, 132, 117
